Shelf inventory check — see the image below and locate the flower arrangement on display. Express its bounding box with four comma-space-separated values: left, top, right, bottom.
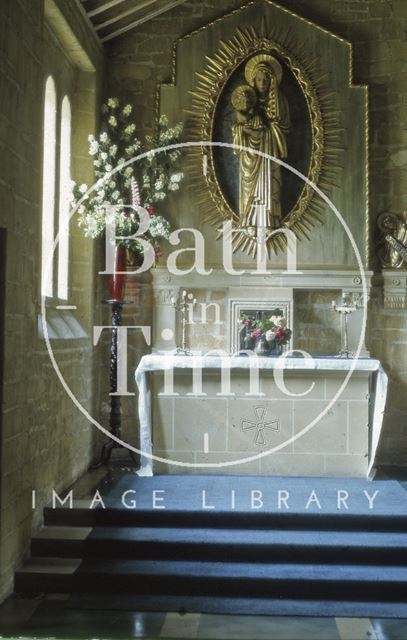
70, 98, 184, 261
240, 308, 292, 353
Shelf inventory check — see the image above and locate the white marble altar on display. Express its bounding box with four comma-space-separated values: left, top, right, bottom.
135, 354, 387, 478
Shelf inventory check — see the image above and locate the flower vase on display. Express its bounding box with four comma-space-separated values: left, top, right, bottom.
108, 244, 127, 302
269, 342, 283, 356
243, 334, 255, 351
255, 336, 269, 356
266, 336, 277, 352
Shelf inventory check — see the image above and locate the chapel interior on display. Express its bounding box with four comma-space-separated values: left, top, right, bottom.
1, 0, 407, 638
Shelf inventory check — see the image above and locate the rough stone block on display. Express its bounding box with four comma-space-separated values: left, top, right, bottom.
173, 397, 228, 452
293, 400, 348, 454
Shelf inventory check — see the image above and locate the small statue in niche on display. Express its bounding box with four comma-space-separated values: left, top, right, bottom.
231, 54, 290, 231
377, 211, 407, 268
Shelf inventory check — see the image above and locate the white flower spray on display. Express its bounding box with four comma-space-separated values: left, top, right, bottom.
71, 97, 185, 260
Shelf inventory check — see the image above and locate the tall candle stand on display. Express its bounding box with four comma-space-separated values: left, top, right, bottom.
331, 294, 363, 358
171, 290, 197, 354
90, 299, 138, 469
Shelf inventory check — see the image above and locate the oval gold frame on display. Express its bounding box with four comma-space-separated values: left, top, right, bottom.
186, 25, 342, 256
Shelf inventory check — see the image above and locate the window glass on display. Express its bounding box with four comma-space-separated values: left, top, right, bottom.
58, 96, 71, 300
41, 76, 57, 298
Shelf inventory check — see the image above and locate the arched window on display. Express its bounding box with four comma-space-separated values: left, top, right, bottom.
41, 77, 57, 298
58, 96, 72, 300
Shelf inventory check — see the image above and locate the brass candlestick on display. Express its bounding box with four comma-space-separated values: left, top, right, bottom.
331, 294, 362, 358
171, 290, 197, 354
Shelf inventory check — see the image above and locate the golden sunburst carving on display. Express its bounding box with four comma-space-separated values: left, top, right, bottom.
184, 20, 344, 257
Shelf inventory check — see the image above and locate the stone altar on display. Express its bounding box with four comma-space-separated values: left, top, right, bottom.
135, 355, 387, 478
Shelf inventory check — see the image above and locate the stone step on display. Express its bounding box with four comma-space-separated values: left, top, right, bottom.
43, 503, 407, 531
15, 557, 407, 601
31, 526, 91, 557
67, 592, 407, 618
31, 525, 407, 564
15, 557, 81, 593
42, 476, 407, 531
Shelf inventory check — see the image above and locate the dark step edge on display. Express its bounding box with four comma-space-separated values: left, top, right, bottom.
29, 538, 407, 565
15, 569, 407, 602
43, 508, 407, 531
65, 592, 407, 618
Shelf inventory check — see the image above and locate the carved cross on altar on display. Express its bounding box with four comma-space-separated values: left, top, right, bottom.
240, 406, 280, 446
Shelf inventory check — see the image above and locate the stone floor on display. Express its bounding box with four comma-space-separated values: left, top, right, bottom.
1, 595, 407, 640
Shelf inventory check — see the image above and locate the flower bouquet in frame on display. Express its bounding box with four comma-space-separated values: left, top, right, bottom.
240, 308, 292, 356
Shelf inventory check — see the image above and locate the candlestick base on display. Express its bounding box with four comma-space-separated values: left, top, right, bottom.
337, 349, 355, 359
175, 347, 191, 356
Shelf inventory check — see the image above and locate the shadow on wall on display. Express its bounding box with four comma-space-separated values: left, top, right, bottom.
0, 228, 5, 466
294, 290, 342, 356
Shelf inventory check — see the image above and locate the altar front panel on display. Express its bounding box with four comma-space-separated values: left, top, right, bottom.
151, 368, 372, 477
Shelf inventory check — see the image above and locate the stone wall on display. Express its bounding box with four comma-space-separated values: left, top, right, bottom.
105, 0, 407, 467
294, 291, 342, 357
0, 0, 103, 602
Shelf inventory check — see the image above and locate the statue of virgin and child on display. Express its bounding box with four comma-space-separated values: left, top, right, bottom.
231, 54, 290, 231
